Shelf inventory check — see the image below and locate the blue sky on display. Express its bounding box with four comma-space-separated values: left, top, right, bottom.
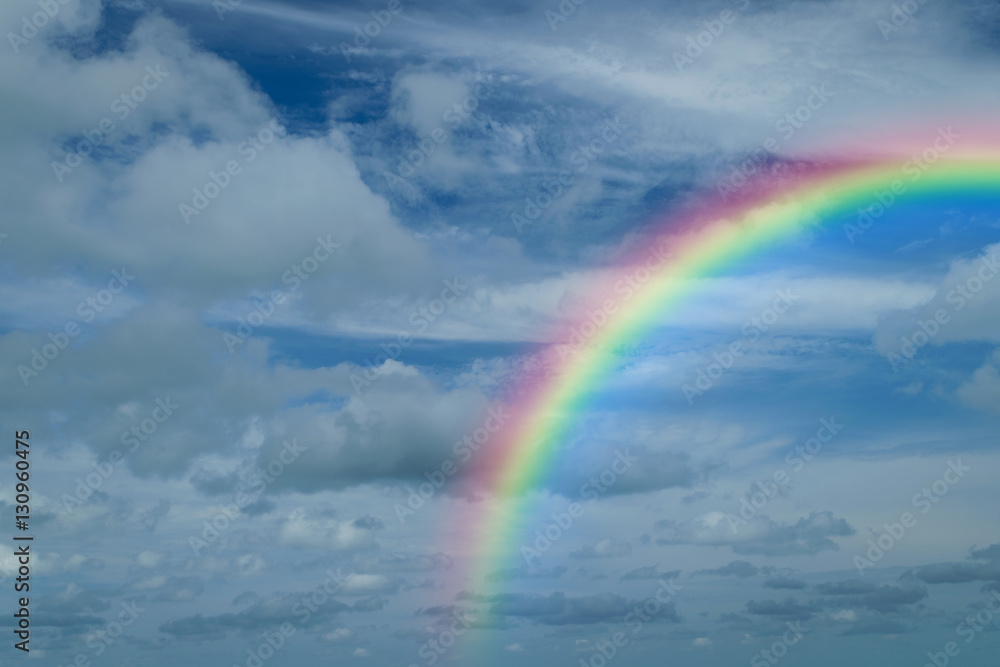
1, 0, 1000, 665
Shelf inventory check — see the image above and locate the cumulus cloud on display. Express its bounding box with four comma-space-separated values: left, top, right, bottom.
278, 508, 381, 551
957, 349, 1000, 413
4, 0, 1000, 664
874, 243, 1000, 357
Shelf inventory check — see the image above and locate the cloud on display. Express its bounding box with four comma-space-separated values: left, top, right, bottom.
487, 564, 568, 581
620, 566, 681, 581
570, 538, 633, 559
812, 578, 928, 615
549, 445, 701, 498
352, 515, 385, 530
841, 619, 907, 636
322, 628, 356, 643
764, 576, 807, 590
482, 591, 680, 625
693, 560, 759, 578
0, 12, 434, 313
355, 552, 452, 573
4, 0, 1000, 663
253, 372, 494, 494
151, 576, 206, 602
815, 580, 876, 596
139, 499, 171, 531
277, 507, 380, 551
655, 511, 855, 556
855, 581, 927, 614
36, 583, 110, 616
914, 562, 1000, 584
874, 243, 1000, 355
338, 575, 402, 597
970, 543, 1000, 561
159, 587, 384, 637
957, 349, 1000, 414
745, 598, 818, 621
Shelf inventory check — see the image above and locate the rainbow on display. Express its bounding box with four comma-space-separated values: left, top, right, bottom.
444, 125, 1000, 655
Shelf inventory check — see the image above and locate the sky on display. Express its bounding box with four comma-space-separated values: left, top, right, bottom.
1, 0, 1000, 665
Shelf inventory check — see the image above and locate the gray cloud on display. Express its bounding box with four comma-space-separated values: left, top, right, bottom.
745, 598, 818, 621
815, 580, 876, 596
487, 564, 569, 581
914, 562, 1000, 584
841, 619, 907, 636
159, 589, 383, 637
152, 576, 206, 602
656, 511, 855, 556
570, 538, 633, 560
856, 581, 928, 614
970, 543, 1000, 561
620, 566, 682, 581
481, 591, 680, 625
764, 576, 807, 590
355, 552, 452, 573
693, 560, 759, 578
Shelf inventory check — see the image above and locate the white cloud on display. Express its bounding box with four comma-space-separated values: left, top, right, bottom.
957, 349, 1000, 413
874, 243, 1000, 354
